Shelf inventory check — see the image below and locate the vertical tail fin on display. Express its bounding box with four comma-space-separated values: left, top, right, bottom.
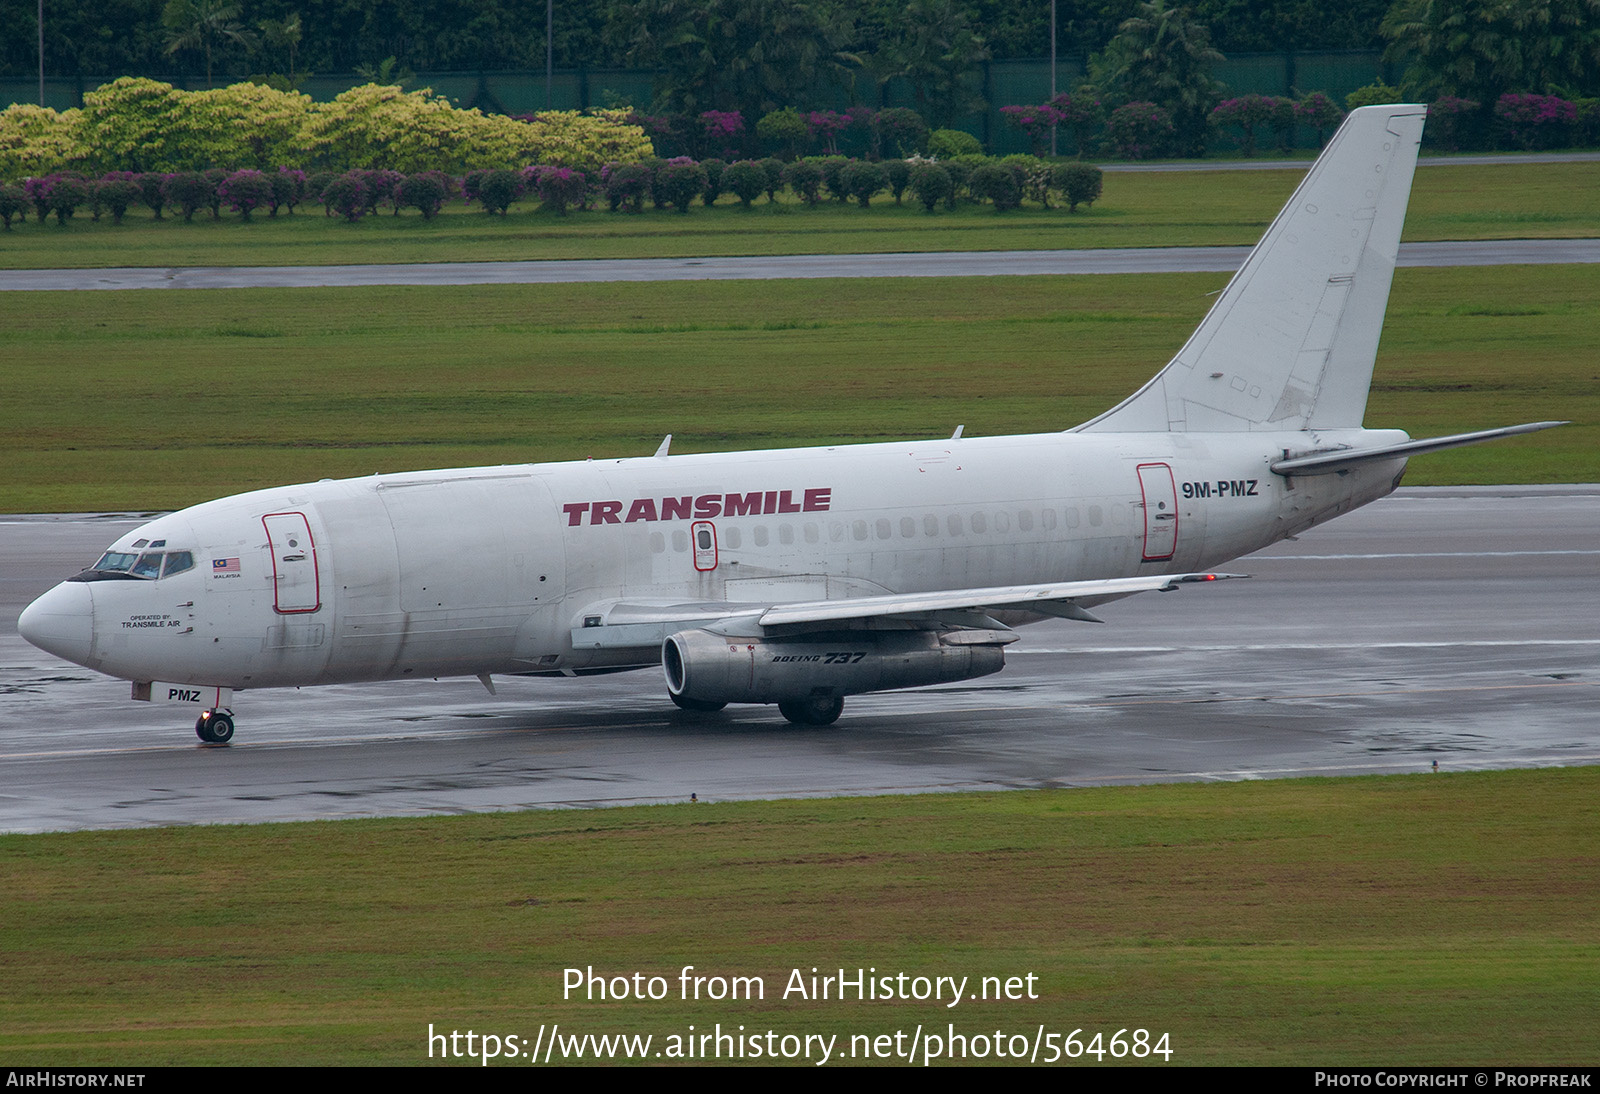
1076, 104, 1427, 434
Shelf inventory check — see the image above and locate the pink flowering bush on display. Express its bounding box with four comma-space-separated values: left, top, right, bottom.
1296, 92, 1343, 147
1048, 93, 1103, 154
1107, 102, 1175, 160
34, 174, 90, 224
320, 172, 367, 221
700, 110, 744, 158
1211, 95, 1280, 157
270, 167, 306, 215
354, 168, 403, 215
602, 161, 650, 212
529, 166, 587, 215
1494, 94, 1576, 151
1000, 103, 1066, 156
136, 173, 168, 218
806, 110, 849, 154
160, 171, 215, 222
652, 160, 705, 213
219, 169, 273, 220
397, 171, 448, 218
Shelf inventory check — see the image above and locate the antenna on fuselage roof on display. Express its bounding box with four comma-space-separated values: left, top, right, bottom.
951, 425, 964, 439
655, 434, 672, 458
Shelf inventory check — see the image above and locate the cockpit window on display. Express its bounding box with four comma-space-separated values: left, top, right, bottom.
78, 548, 194, 582
130, 552, 164, 579
93, 551, 138, 573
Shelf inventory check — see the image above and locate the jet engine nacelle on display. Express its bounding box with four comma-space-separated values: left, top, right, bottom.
662, 627, 1006, 705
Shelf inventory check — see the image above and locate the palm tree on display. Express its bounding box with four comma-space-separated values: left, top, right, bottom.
258, 13, 304, 85
1090, 0, 1224, 155
163, 0, 258, 88
612, 0, 859, 122
876, 0, 990, 130
1383, 0, 1600, 103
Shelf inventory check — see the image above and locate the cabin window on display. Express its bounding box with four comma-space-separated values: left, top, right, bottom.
1042, 509, 1057, 530
672, 530, 688, 552
804, 523, 819, 544
876, 518, 891, 540
947, 514, 963, 537
995, 511, 1010, 533
900, 517, 916, 538
1088, 505, 1103, 527
852, 520, 868, 541
754, 526, 769, 547
971, 512, 987, 534
649, 532, 665, 554
924, 514, 938, 536
724, 527, 742, 548
779, 524, 794, 545
1064, 507, 1080, 529
1018, 510, 1034, 532
696, 528, 713, 550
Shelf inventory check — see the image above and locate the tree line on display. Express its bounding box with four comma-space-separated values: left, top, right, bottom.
6, 2, 1597, 164
4, 0, 1392, 91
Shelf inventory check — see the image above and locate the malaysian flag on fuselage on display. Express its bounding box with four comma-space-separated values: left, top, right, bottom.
213, 557, 241, 574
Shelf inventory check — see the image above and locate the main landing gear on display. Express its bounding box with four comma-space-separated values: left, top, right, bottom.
195, 709, 235, 744
778, 696, 845, 727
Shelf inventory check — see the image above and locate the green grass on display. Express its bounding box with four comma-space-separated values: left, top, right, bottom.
1, 161, 1596, 270
1, 264, 1593, 511
1, 769, 1595, 1065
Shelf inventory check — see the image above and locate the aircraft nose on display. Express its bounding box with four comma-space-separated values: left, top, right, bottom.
17, 582, 96, 666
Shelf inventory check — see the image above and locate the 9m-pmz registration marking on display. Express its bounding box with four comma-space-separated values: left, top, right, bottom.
1182, 479, 1260, 499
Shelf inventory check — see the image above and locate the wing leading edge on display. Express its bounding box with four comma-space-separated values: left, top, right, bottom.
569, 572, 1245, 652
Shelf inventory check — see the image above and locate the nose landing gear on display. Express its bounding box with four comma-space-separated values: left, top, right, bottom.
195, 710, 235, 744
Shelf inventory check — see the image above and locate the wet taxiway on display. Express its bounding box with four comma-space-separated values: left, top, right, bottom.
2, 485, 1595, 833
3, 239, 1598, 292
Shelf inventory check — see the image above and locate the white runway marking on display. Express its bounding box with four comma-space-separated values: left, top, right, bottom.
1016, 640, 1600, 654
1255, 550, 1600, 560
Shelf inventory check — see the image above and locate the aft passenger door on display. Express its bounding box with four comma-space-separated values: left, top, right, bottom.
1136, 463, 1178, 561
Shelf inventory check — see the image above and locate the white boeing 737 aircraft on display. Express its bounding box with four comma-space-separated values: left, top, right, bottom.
19, 105, 1564, 741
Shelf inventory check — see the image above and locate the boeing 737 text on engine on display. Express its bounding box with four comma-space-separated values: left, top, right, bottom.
18, 105, 1564, 742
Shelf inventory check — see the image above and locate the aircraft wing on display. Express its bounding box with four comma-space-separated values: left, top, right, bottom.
569, 572, 1245, 652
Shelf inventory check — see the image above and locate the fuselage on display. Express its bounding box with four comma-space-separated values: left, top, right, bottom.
20, 426, 1407, 693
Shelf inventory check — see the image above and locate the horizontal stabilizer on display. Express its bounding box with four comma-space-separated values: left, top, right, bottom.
1270, 421, 1568, 475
